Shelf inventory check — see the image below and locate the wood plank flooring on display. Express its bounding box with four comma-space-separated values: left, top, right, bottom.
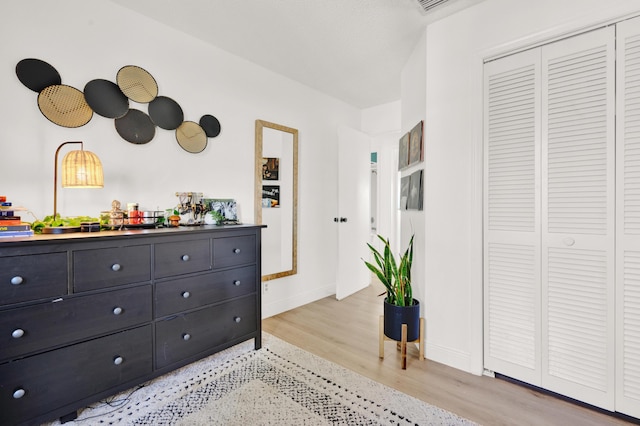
262, 283, 637, 426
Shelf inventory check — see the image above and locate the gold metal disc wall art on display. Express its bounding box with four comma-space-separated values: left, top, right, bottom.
37, 84, 93, 128
116, 65, 158, 103
176, 121, 207, 153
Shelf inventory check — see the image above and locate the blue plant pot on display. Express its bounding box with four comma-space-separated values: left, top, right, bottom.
383, 298, 420, 341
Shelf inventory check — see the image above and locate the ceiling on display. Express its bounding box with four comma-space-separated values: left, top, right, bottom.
108, 0, 481, 109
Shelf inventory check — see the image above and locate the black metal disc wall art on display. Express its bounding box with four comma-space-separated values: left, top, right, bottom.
176, 121, 207, 153
199, 114, 221, 138
115, 109, 156, 144
37, 84, 93, 128
83, 79, 129, 119
116, 65, 158, 103
148, 96, 184, 130
17, 58, 222, 153
16, 58, 61, 92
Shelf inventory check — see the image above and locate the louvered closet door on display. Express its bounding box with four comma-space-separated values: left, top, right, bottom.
483, 49, 542, 385
616, 16, 640, 419
541, 26, 616, 410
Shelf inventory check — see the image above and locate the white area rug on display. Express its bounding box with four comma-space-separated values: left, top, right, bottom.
45, 333, 477, 425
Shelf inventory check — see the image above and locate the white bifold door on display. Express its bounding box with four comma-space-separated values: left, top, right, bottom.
616, 16, 640, 419
484, 21, 640, 416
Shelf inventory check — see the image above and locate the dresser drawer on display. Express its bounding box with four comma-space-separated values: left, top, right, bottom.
0, 285, 152, 363
73, 245, 151, 292
0, 252, 67, 305
213, 235, 256, 269
154, 238, 211, 278
155, 266, 256, 317
155, 294, 257, 368
0, 325, 152, 426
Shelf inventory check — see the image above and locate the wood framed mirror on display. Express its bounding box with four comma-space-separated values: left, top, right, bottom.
255, 120, 298, 281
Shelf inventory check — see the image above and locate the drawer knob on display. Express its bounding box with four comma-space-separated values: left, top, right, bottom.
10, 276, 23, 285
113, 307, 123, 315
233, 248, 241, 254
12, 329, 25, 339
182, 333, 191, 341
181, 254, 190, 262
182, 291, 191, 299
13, 388, 26, 399
233, 280, 241, 286
234, 316, 242, 323
111, 263, 121, 272
113, 356, 123, 365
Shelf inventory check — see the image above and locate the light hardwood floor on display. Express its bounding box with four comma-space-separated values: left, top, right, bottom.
262, 283, 637, 426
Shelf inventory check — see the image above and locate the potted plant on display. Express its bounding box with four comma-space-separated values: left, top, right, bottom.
364, 234, 420, 342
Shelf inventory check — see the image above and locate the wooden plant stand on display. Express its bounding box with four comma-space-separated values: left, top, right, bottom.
379, 316, 425, 369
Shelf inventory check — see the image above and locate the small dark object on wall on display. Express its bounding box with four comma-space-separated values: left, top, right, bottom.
84, 79, 129, 119
16, 58, 61, 92
200, 114, 221, 138
115, 109, 156, 144
149, 96, 184, 130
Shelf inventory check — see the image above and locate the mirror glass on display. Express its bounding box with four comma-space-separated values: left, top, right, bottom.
255, 120, 298, 281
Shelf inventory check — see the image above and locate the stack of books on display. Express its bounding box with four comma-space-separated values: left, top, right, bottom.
0, 196, 33, 238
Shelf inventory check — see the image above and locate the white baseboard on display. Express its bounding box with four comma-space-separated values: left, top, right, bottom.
426, 342, 478, 375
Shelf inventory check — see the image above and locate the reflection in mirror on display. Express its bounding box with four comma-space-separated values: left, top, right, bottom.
255, 120, 298, 281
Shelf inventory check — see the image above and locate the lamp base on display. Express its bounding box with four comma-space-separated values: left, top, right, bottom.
42, 226, 81, 234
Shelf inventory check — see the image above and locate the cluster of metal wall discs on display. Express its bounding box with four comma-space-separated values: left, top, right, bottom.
16, 58, 221, 153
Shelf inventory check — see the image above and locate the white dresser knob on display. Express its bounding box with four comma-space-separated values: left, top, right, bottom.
12, 329, 25, 339
182, 291, 190, 299
113, 307, 123, 315
111, 263, 121, 272
233, 280, 241, 286
182, 333, 191, 341
234, 317, 242, 323
563, 237, 576, 247
181, 254, 190, 261
233, 248, 241, 254
113, 356, 123, 365
10, 276, 23, 285
13, 388, 25, 399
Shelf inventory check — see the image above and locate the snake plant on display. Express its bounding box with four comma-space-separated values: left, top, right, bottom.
363, 234, 414, 307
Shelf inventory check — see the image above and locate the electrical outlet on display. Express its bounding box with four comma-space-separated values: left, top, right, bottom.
264, 282, 269, 293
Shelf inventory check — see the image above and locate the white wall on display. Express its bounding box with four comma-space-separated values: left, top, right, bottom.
0, 0, 362, 318
418, 0, 640, 374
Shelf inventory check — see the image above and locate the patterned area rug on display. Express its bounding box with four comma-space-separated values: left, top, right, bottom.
46, 334, 477, 425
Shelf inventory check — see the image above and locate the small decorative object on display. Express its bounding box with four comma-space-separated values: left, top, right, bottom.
204, 210, 224, 225
101, 200, 125, 229
262, 158, 279, 180
262, 185, 280, 208
364, 234, 424, 369
398, 132, 409, 170
408, 120, 423, 166
204, 199, 238, 223
169, 214, 181, 227
406, 170, 424, 211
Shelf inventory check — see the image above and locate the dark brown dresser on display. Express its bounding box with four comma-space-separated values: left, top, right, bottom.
0, 225, 263, 426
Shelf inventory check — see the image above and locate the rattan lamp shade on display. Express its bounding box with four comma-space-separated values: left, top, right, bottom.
61, 149, 104, 188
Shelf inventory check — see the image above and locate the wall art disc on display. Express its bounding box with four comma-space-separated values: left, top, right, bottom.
148, 96, 184, 130
199, 114, 221, 137
115, 109, 156, 144
116, 65, 158, 103
16, 58, 61, 92
84, 79, 129, 119
176, 121, 207, 153
37, 84, 93, 128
